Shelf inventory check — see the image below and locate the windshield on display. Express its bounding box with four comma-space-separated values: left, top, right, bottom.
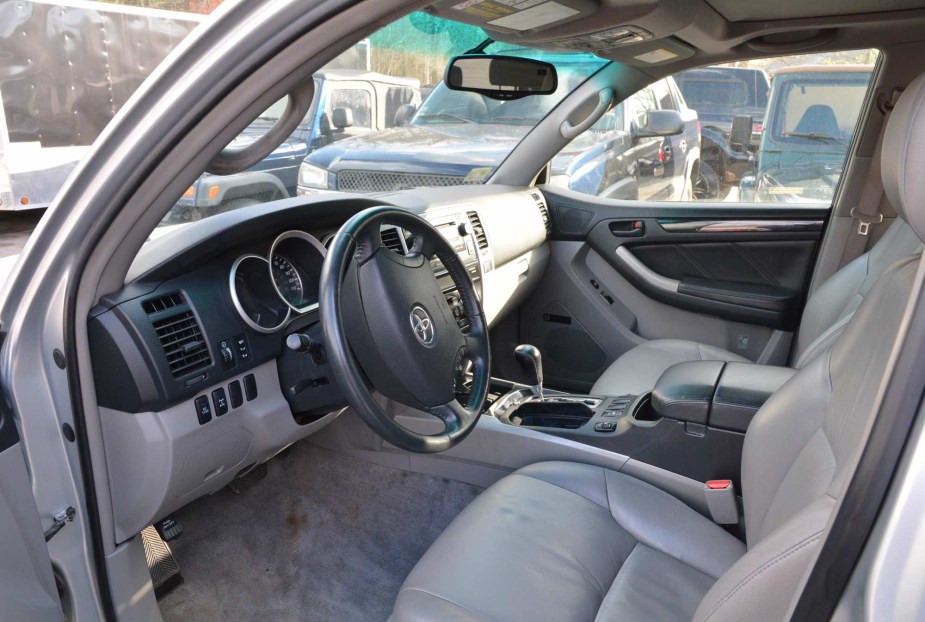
150, 12, 606, 234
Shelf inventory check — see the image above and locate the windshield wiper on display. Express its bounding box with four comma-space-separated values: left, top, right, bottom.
785, 132, 845, 143
415, 113, 475, 124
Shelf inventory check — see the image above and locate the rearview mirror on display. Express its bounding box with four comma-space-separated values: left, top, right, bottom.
444, 55, 557, 101
634, 110, 684, 139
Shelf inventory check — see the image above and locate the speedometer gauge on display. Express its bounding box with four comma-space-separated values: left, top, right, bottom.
271, 254, 305, 309
268, 230, 326, 313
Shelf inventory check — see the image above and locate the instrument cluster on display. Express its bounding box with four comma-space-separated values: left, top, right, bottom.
229, 230, 326, 333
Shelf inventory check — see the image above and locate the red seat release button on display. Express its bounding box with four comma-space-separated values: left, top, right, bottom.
706, 480, 732, 490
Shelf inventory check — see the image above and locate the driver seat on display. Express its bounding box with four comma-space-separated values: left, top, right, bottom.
390, 74, 925, 622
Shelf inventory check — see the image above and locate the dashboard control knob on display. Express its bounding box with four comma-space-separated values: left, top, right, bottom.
458, 222, 471, 237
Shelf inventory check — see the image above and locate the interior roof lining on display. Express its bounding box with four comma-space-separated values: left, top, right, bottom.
425, 0, 925, 72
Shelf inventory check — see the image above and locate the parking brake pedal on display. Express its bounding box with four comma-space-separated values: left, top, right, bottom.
141, 525, 183, 599
154, 514, 183, 541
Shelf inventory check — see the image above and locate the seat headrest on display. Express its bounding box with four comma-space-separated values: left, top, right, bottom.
883, 73, 925, 242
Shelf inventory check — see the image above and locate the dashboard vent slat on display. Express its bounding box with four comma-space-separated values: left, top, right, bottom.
152, 310, 211, 378
380, 226, 407, 255
142, 292, 184, 315
466, 211, 489, 250
531, 191, 551, 234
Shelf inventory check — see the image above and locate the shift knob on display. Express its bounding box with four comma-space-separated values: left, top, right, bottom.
514, 344, 543, 399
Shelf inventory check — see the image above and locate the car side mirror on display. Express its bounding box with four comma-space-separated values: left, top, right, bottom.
395, 103, 417, 126
634, 110, 684, 140
332, 107, 354, 129
444, 54, 557, 100
730, 115, 753, 151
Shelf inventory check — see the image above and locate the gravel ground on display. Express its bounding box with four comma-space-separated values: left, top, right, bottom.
0, 210, 44, 258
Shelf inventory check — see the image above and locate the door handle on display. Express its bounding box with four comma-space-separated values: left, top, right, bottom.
609, 220, 645, 237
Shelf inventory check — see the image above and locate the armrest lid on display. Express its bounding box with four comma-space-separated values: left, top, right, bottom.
651, 360, 725, 425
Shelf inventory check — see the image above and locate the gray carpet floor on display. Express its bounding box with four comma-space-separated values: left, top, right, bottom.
159, 443, 483, 622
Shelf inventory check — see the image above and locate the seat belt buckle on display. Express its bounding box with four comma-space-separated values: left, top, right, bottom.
850, 207, 883, 237
704, 480, 739, 525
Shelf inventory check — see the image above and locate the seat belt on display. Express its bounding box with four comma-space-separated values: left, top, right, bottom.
838, 89, 902, 268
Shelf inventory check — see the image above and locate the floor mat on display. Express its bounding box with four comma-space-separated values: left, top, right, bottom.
159, 443, 483, 622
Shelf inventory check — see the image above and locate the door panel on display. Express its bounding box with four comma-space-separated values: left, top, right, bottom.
518, 187, 827, 391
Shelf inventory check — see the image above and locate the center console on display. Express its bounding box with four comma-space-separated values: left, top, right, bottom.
489, 345, 796, 488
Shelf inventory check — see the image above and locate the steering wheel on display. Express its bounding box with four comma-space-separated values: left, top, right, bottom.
319, 207, 490, 453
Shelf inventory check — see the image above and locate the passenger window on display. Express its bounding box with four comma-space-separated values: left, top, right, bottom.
550, 49, 880, 206
330, 89, 372, 128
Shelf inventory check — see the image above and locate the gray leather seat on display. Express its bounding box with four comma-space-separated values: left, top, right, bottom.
391, 75, 925, 622
592, 209, 922, 397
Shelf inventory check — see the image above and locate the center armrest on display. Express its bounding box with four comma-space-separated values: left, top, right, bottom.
710, 363, 795, 432
651, 360, 796, 432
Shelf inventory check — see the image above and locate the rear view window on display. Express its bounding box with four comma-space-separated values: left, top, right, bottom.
776, 81, 870, 142
678, 78, 749, 107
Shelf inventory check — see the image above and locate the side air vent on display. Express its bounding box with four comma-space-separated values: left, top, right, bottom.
531, 191, 551, 234
142, 292, 184, 315
467, 211, 489, 250
381, 226, 407, 255
153, 310, 211, 378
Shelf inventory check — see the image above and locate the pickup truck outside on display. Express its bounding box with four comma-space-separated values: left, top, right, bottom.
166, 70, 421, 222
296, 63, 703, 202
674, 66, 769, 195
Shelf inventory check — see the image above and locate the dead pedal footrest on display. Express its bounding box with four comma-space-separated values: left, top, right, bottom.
141, 525, 184, 599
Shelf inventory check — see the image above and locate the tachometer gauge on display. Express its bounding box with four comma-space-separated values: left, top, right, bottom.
268, 231, 326, 312
271, 254, 305, 309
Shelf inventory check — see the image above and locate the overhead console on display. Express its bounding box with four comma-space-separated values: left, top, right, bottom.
427, 0, 696, 66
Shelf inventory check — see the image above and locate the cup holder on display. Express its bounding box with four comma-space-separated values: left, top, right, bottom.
509, 400, 594, 429
630, 393, 661, 425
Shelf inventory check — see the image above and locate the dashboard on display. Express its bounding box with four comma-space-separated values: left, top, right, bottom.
90, 185, 550, 542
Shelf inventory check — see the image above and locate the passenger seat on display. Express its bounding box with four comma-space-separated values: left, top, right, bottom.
591, 218, 922, 396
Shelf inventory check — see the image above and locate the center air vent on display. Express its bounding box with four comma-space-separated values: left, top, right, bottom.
380, 226, 408, 255
153, 310, 211, 378
531, 191, 551, 234
467, 211, 489, 250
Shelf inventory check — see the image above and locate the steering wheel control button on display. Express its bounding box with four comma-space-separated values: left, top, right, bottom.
243, 373, 258, 401
409, 305, 436, 347
212, 388, 229, 416
218, 339, 236, 370
194, 396, 212, 425
594, 421, 617, 432
228, 380, 243, 409
233, 334, 252, 363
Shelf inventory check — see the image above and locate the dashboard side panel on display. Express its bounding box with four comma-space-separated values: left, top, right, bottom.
100, 360, 342, 542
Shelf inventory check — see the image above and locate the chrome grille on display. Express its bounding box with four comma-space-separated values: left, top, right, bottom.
336, 170, 475, 193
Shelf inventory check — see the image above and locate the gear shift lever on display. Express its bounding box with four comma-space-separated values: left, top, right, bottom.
514, 344, 544, 400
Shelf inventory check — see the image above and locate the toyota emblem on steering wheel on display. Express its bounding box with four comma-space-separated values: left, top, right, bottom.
410, 305, 436, 347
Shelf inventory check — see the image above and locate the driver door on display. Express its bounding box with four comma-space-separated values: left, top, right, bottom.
0, 394, 62, 620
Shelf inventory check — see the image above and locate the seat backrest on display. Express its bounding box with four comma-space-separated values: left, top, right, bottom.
793, 103, 841, 137
694, 72, 925, 622
793, 218, 922, 367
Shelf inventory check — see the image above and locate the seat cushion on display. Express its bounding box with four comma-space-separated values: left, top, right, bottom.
391, 461, 745, 622
591, 339, 750, 397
